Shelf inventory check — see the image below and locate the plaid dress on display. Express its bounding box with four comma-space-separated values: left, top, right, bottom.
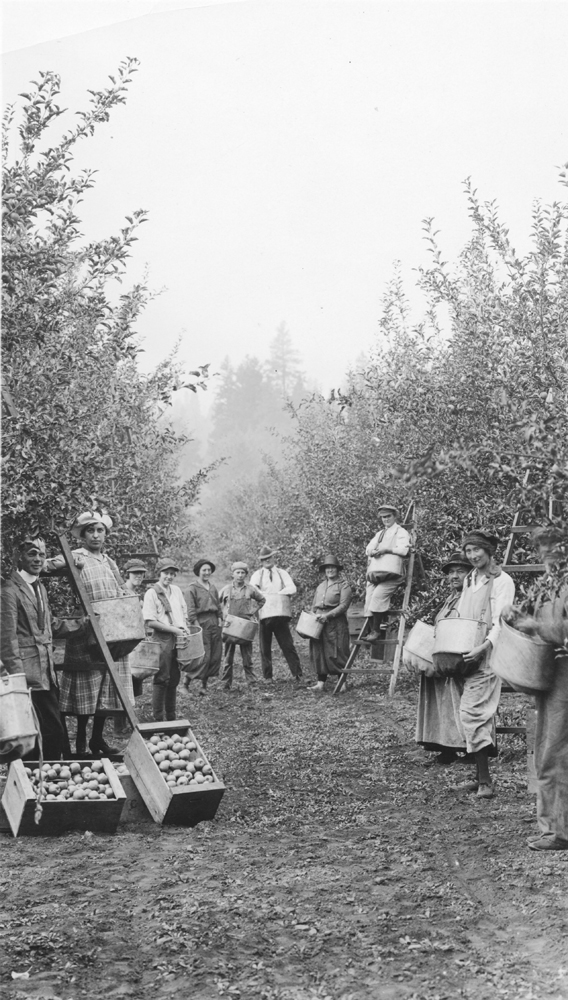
59, 549, 134, 716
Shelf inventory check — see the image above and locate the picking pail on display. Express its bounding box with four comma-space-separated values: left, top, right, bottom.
367, 553, 405, 585
433, 617, 486, 654
223, 615, 258, 643
129, 640, 162, 681
403, 621, 436, 676
295, 611, 324, 640
259, 594, 292, 619
491, 618, 556, 694
176, 626, 205, 666
0, 671, 38, 759
88, 594, 145, 659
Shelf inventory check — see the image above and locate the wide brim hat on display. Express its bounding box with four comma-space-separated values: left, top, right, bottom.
156, 558, 180, 574
378, 503, 399, 516
441, 551, 472, 574
462, 529, 499, 554
194, 558, 215, 575
123, 559, 147, 573
231, 561, 249, 572
71, 510, 113, 539
259, 544, 278, 560
319, 554, 343, 571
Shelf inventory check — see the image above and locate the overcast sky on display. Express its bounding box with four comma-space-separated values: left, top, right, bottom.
3, 1, 567, 396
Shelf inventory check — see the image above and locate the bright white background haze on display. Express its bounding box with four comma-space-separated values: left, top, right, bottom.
3, 1, 567, 393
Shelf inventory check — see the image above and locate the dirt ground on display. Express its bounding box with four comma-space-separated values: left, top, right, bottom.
1, 642, 568, 1000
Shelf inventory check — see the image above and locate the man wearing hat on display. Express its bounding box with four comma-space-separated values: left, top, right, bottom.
143, 558, 188, 721
1, 533, 86, 759
250, 546, 302, 682
219, 562, 265, 690
415, 551, 471, 764
364, 504, 411, 647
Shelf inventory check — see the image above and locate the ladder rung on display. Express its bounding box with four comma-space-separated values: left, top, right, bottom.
496, 726, 526, 734
509, 525, 539, 533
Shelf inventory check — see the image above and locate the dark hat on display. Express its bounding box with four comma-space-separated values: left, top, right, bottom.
156, 558, 180, 574
462, 530, 499, 554
441, 551, 471, 574
193, 558, 215, 575
319, 554, 343, 571
259, 544, 278, 560
378, 502, 399, 516
123, 559, 147, 574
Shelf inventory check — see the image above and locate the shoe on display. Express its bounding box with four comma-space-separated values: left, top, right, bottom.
527, 832, 551, 844
89, 739, 120, 758
477, 782, 494, 799
450, 779, 479, 793
528, 836, 568, 851
182, 675, 191, 690
75, 741, 88, 758
434, 752, 458, 765
198, 687, 207, 697
309, 682, 325, 694
362, 631, 380, 643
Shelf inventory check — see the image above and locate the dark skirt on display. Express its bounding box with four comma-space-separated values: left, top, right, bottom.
183, 613, 223, 680
309, 614, 350, 679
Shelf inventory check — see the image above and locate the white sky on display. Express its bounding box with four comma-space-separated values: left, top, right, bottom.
3, 1, 568, 396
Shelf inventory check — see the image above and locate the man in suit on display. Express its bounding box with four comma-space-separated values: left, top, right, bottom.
1, 534, 80, 759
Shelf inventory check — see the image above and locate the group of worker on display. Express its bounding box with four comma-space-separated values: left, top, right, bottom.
1, 503, 567, 852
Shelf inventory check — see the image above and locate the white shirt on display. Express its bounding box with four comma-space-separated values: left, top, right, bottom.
143, 585, 188, 629
457, 569, 515, 650
249, 567, 297, 596
366, 523, 411, 558
17, 568, 39, 598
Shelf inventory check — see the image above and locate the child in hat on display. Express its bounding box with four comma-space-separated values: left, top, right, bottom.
219, 562, 265, 689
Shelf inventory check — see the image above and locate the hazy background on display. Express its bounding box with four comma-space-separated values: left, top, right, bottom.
4, 0, 567, 404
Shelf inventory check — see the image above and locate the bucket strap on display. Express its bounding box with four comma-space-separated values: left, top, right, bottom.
151, 584, 174, 624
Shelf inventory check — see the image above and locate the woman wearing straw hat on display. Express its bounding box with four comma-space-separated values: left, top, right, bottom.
363, 504, 411, 650
450, 529, 515, 799
143, 558, 188, 721
185, 559, 223, 695
415, 551, 470, 764
53, 510, 135, 757
309, 555, 353, 694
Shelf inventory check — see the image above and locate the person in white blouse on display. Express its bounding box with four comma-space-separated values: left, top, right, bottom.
249, 545, 302, 682
451, 529, 515, 799
143, 558, 189, 721
363, 504, 411, 646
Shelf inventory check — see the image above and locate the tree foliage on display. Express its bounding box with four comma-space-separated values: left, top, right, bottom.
2, 61, 209, 566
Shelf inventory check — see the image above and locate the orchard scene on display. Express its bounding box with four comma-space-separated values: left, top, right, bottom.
1, 34, 568, 1000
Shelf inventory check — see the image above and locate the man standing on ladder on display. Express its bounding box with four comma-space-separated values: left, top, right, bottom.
363, 503, 411, 653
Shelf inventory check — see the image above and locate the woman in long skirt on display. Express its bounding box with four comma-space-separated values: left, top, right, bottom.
55, 510, 134, 757
185, 559, 223, 695
309, 555, 353, 693
415, 551, 470, 763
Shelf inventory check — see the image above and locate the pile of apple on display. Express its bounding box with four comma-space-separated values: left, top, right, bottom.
23, 760, 116, 802
145, 733, 216, 788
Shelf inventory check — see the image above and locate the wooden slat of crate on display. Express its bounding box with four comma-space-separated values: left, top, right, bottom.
2, 759, 126, 837
124, 720, 225, 826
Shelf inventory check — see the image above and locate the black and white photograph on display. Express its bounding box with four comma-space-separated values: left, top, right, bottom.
1, 1, 567, 998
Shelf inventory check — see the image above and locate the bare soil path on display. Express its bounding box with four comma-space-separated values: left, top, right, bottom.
2, 646, 567, 1000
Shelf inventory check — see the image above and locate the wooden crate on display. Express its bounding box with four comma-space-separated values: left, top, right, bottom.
347, 604, 367, 637
124, 720, 225, 826
2, 759, 126, 837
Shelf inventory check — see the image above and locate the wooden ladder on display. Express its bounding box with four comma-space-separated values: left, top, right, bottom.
333, 501, 418, 698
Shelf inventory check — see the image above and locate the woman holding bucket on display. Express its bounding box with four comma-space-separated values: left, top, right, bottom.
364, 504, 411, 648
450, 529, 515, 799
309, 555, 353, 694
143, 558, 188, 721
219, 562, 265, 690
415, 551, 471, 764
53, 510, 135, 758
186, 559, 223, 695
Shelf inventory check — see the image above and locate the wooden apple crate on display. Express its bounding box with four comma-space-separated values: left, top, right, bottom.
2, 759, 126, 837
124, 720, 225, 827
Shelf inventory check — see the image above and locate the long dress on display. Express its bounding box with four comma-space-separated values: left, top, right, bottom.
309, 577, 353, 681
185, 579, 223, 681
58, 549, 134, 716
533, 588, 568, 841
456, 567, 515, 754
415, 594, 467, 753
